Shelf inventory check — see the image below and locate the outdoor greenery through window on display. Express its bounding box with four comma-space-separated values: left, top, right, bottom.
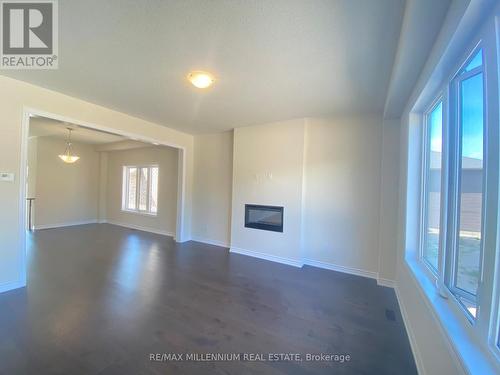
122, 165, 159, 215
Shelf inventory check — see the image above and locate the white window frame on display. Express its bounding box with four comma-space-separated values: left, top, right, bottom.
447, 46, 487, 320
402, 3, 500, 372
493, 178, 500, 359
492, 233, 500, 360
122, 165, 159, 216
419, 96, 444, 278
415, 29, 500, 371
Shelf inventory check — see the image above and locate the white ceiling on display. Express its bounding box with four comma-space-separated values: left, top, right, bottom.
29, 117, 126, 144
1, 0, 408, 134
384, 0, 451, 118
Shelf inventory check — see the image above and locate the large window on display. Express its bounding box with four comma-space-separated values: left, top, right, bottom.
122, 165, 159, 215
413, 4, 500, 369
420, 48, 486, 321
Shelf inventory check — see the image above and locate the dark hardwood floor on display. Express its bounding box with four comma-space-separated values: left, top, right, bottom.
0, 224, 417, 374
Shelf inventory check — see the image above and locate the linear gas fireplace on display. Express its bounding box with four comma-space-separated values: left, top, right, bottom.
244, 204, 284, 232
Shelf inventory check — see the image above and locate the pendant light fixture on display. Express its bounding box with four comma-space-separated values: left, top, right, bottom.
58, 128, 80, 163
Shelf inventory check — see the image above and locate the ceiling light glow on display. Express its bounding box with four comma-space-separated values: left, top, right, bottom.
187, 71, 215, 89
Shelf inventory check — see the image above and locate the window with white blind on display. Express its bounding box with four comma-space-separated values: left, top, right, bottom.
122, 165, 159, 215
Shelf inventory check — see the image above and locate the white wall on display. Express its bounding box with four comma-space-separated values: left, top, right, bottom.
0, 75, 193, 293
106, 146, 178, 236
31, 137, 100, 228
396, 265, 466, 375
27, 138, 38, 199
302, 116, 383, 275
230, 119, 306, 265
192, 132, 233, 247
26, 137, 179, 235
200, 115, 392, 278
98, 152, 108, 222
378, 118, 401, 282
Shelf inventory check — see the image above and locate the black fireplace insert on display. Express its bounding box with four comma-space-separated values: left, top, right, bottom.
244, 204, 284, 232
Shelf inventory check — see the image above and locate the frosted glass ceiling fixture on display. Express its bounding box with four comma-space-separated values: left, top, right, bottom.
58, 128, 80, 163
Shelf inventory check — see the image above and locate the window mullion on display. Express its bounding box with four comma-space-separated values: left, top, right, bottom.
146, 167, 151, 214
148, 167, 152, 212
123, 167, 128, 210
444, 78, 459, 291
136, 167, 141, 212
124, 167, 128, 210
447, 76, 461, 294
419, 114, 429, 264
437, 91, 450, 296
128, 168, 132, 210
452, 75, 462, 292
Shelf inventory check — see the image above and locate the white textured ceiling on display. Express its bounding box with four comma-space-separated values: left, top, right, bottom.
3, 0, 407, 133
29, 117, 126, 144
384, 0, 451, 118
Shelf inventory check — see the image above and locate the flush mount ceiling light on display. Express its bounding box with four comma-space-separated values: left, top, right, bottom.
58, 128, 80, 163
187, 71, 215, 89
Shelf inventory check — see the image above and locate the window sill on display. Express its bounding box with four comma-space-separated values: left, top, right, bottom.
405, 257, 499, 374
121, 209, 157, 217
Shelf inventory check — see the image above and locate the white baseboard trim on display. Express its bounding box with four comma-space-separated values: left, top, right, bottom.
303, 258, 378, 280
377, 278, 396, 288
0, 279, 26, 294
230, 247, 303, 268
98, 219, 108, 224
394, 285, 426, 375
227, 249, 381, 279
191, 236, 230, 248
106, 220, 175, 238
34, 219, 98, 230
